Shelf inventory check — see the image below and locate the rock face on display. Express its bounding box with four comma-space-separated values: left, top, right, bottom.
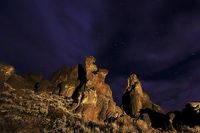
0, 56, 199, 133
77, 56, 121, 122
122, 74, 163, 117
50, 64, 86, 99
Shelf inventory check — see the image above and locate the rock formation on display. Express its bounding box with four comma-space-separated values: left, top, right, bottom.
122, 74, 163, 117
75, 56, 122, 122
85, 56, 113, 99
0, 56, 199, 133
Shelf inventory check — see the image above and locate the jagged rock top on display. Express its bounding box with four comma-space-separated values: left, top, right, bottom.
122, 73, 163, 117
189, 102, 200, 113
0, 56, 199, 133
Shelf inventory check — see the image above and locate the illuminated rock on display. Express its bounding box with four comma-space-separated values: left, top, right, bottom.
122, 74, 163, 116
78, 89, 123, 123
85, 56, 112, 99
0, 64, 15, 83
50, 64, 85, 98
0, 58, 199, 132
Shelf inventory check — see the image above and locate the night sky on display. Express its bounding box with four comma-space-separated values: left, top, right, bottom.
1, 0, 200, 111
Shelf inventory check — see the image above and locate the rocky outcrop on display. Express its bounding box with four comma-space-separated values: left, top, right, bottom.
0, 58, 141, 133
85, 56, 113, 99
122, 74, 163, 117
0, 56, 199, 133
76, 56, 122, 122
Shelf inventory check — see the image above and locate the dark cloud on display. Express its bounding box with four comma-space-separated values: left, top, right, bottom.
0, 0, 200, 111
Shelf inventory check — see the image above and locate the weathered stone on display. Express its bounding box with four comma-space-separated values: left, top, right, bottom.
122, 74, 163, 116
0, 64, 15, 83
71, 56, 124, 123
51, 64, 85, 99
75, 87, 122, 123
122, 74, 143, 116
1, 57, 199, 133
79, 89, 98, 122
136, 119, 152, 133
97, 94, 113, 121
85, 56, 97, 81
59, 81, 78, 98
116, 114, 133, 127
140, 113, 151, 127
68, 65, 82, 81
60, 65, 82, 97
85, 57, 113, 99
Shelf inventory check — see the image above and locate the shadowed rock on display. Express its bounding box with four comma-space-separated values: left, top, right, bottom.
51, 65, 69, 87
36, 80, 53, 94
7, 74, 33, 90
139, 108, 172, 131
23, 73, 43, 85
50, 64, 86, 99
59, 65, 81, 98
182, 102, 200, 126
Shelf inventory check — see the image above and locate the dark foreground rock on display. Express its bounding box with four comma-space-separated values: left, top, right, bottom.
0, 57, 199, 133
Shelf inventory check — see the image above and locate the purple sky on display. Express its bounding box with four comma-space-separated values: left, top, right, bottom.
1, 0, 200, 111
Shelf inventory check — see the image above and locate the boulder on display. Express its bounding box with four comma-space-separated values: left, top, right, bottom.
0, 64, 15, 83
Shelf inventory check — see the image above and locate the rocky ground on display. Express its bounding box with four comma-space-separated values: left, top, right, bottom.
0, 56, 199, 133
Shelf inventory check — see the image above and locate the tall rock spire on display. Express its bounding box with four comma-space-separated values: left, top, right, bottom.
122, 74, 163, 116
